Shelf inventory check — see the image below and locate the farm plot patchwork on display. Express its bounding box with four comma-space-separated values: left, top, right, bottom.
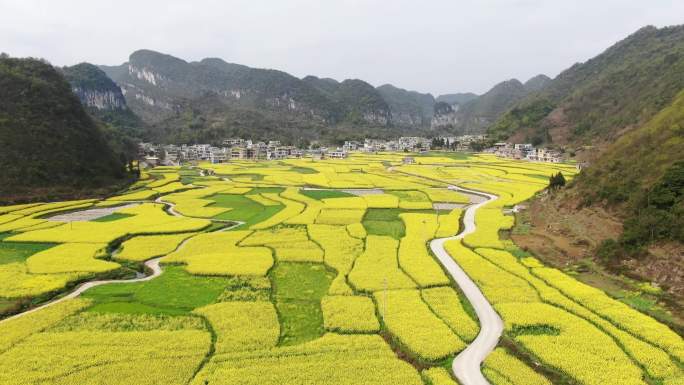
0, 154, 680, 385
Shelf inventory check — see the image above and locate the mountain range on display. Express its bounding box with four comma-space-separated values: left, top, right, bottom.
64, 49, 545, 144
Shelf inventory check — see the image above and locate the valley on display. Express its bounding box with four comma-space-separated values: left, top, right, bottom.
1, 9, 684, 385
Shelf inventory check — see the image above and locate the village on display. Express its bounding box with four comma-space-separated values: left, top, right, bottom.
138, 135, 566, 167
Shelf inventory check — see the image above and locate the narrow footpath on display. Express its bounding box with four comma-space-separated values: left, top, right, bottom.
0, 198, 241, 324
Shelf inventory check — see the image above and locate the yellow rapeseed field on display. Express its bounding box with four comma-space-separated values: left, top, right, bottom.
2, 154, 680, 385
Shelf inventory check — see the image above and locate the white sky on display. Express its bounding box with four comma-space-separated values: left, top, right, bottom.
1, 0, 682, 95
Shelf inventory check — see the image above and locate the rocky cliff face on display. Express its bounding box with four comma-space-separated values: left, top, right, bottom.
375, 84, 435, 127
431, 101, 459, 129
62, 62, 145, 138
90, 49, 549, 142
71, 88, 126, 110
100, 50, 391, 128
62, 63, 128, 110
432, 76, 549, 134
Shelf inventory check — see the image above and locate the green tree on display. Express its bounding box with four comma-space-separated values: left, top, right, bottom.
548, 172, 566, 190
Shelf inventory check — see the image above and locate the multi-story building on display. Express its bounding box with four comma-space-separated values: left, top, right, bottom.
328, 150, 348, 159
343, 141, 361, 152
397, 136, 430, 152
223, 138, 245, 147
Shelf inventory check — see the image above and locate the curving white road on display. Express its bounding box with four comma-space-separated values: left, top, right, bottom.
3, 180, 503, 385
429, 186, 504, 385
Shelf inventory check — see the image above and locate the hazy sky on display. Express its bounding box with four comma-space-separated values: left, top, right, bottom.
1, 0, 682, 95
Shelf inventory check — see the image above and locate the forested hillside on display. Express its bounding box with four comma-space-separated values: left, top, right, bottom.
99, 49, 532, 143
100, 50, 404, 143
62, 63, 145, 140
489, 25, 684, 148
0, 56, 130, 202
431, 76, 548, 134
511, 25, 684, 305
577, 90, 684, 251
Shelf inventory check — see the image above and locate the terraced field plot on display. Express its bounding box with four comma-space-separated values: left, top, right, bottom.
0, 153, 681, 385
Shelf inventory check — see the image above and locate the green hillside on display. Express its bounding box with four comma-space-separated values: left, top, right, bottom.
576, 89, 684, 250
489, 25, 684, 145
0, 56, 129, 201
62, 63, 145, 140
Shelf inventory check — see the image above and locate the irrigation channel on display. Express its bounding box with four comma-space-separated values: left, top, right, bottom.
430, 185, 503, 385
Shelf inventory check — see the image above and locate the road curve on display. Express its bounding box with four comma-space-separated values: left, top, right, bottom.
429, 186, 504, 385
1, 197, 242, 324
0, 257, 164, 324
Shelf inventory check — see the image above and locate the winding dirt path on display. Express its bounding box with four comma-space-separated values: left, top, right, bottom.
0, 257, 164, 324
429, 186, 503, 385
1, 198, 242, 324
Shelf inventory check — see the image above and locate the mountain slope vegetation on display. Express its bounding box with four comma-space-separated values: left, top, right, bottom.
577, 89, 684, 248
431, 76, 547, 134
100, 49, 529, 143
511, 26, 684, 308
100, 50, 401, 143
0, 56, 129, 201
62, 63, 145, 140
489, 25, 684, 147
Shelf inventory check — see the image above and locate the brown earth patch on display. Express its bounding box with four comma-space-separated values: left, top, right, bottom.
512, 190, 684, 327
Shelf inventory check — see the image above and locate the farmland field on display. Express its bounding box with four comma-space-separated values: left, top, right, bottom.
0, 153, 682, 385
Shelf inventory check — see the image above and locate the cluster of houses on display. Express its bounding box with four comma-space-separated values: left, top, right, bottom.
139, 141, 305, 166
431, 135, 489, 151
138, 136, 565, 167
139, 136, 436, 166
486, 142, 563, 163
353, 137, 432, 153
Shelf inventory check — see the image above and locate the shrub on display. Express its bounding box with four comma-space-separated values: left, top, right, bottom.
421, 367, 458, 385
308, 224, 364, 295
322, 197, 368, 209
346, 223, 367, 239
5, 203, 210, 244
436, 209, 461, 237
0, 329, 210, 385
282, 188, 323, 225
0, 298, 90, 352
241, 227, 323, 262
532, 267, 684, 361
497, 302, 647, 385
423, 188, 469, 203
165, 231, 273, 276
191, 334, 423, 385
362, 194, 400, 208
483, 348, 552, 385
27, 243, 117, 274
250, 191, 304, 229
